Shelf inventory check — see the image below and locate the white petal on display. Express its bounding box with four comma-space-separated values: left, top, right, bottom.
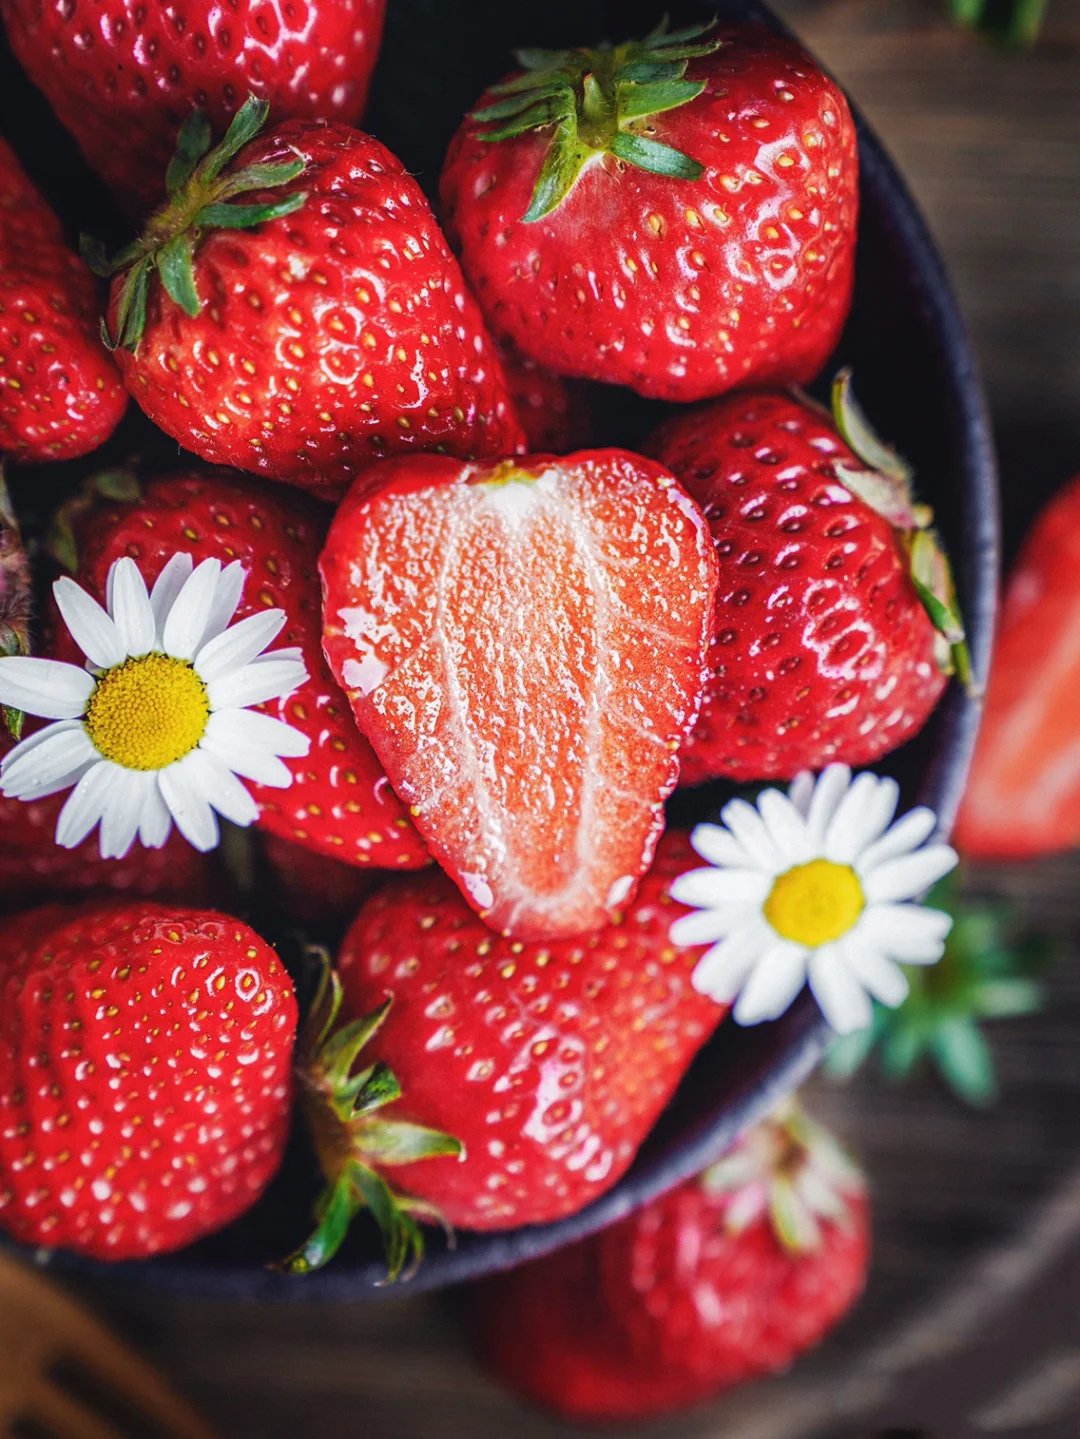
669, 866, 770, 910
863, 844, 959, 903
1, 722, 96, 798
150, 554, 194, 641
732, 943, 808, 1025
162, 558, 223, 660
670, 906, 741, 947
858, 806, 938, 874
194, 609, 287, 684
788, 769, 815, 817
99, 768, 151, 859
718, 797, 784, 872
804, 764, 852, 846
140, 781, 174, 849
808, 947, 874, 1034
691, 920, 772, 1005
838, 939, 910, 1008
158, 755, 221, 852
856, 903, 953, 963
688, 822, 751, 870
824, 772, 898, 863
200, 561, 247, 645
55, 761, 120, 849
53, 578, 126, 670
205, 706, 310, 758
0, 657, 95, 720
107, 557, 156, 657
757, 787, 813, 864
179, 747, 259, 829
207, 655, 308, 711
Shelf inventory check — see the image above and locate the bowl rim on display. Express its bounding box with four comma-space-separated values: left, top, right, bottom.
3, 0, 999, 1302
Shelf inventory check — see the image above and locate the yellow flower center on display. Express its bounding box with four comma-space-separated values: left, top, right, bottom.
85, 654, 210, 771
763, 859, 865, 948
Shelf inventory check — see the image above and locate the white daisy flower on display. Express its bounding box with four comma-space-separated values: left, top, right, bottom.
0, 554, 310, 857
669, 764, 958, 1035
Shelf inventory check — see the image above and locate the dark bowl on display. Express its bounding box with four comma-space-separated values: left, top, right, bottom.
0, 0, 997, 1299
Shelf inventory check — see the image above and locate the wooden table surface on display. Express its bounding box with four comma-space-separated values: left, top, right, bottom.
38, 3, 1080, 1436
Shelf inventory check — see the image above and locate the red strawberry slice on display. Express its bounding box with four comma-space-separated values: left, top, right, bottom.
321, 451, 717, 940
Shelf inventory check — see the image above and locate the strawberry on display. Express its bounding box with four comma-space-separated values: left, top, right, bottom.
955, 475, 1080, 858
440, 21, 857, 402
496, 342, 592, 454
320, 449, 717, 939
473, 1102, 869, 1422
93, 100, 524, 502
63, 468, 429, 870
0, 900, 297, 1260
284, 831, 726, 1275
0, 137, 127, 463
644, 378, 966, 783
0, 0, 387, 215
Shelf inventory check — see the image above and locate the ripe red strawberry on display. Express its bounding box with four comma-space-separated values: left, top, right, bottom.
321, 449, 717, 940
473, 1102, 869, 1422
440, 21, 857, 402
0, 900, 297, 1260
0, 0, 387, 215
955, 475, 1080, 858
284, 831, 726, 1273
97, 101, 524, 501
65, 468, 429, 870
497, 342, 592, 454
644, 379, 966, 783
0, 783, 212, 910
0, 137, 127, 463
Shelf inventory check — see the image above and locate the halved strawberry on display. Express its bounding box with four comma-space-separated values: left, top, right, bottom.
321, 451, 717, 940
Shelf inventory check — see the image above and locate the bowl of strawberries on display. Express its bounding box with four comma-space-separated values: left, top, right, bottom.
0, 0, 996, 1302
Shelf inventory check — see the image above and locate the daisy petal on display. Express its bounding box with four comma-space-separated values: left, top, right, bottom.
732, 942, 808, 1025
99, 768, 150, 859
107, 558, 156, 657
805, 764, 852, 846
200, 561, 247, 646
824, 772, 898, 863
856, 902, 953, 963
150, 554, 194, 641
688, 822, 751, 870
863, 844, 959, 903
194, 609, 287, 684
53, 578, 126, 670
1, 722, 96, 798
55, 761, 119, 849
162, 558, 223, 660
670, 906, 741, 947
757, 787, 812, 864
669, 866, 770, 910
692, 920, 773, 1005
139, 781, 174, 849
788, 769, 815, 818
206, 655, 308, 711
159, 755, 220, 852
205, 706, 310, 759
808, 947, 874, 1034
0, 657, 95, 720
180, 748, 260, 828
719, 797, 784, 872
836, 938, 909, 1008
857, 806, 938, 874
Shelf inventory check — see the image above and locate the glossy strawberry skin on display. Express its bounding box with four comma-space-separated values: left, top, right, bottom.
334, 832, 726, 1231
645, 391, 946, 782
441, 25, 857, 402
0, 138, 127, 463
321, 449, 717, 940
474, 1168, 869, 1421
112, 122, 525, 501
955, 475, 1080, 858
0, 0, 387, 215
0, 902, 297, 1260
71, 470, 429, 870
497, 343, 592, 454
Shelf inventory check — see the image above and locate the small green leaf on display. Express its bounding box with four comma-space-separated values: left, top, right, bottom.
277, 1169, 364, 1275
157, 233, 201, 318
112, 259, 152, 352
217, 158, 306, 196
647, 17, 720, 49
2, 705, 23, 741
514, 44, 580, 72
617, 76, 705, 120
832, 368, 914, 485
317, 997, 393, 1084
479, 97, 573, 144
617, 58, 684, 84
472, 80, 575, 124
610, 129, 703, 179
974, 978, 1042, 1019
523, 120, 591, 222
341, 1059, 401, 1115
167, 108, 213, 194
194, 192, 307, 229
202, 94, 271, 181
356, 1119, 464, 1167
79, 234, 113, 278
932, 1018, 996, 1104
350, 1162, 424, 1283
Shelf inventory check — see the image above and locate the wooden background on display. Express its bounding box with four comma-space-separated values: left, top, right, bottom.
48, 2, 1080, 1436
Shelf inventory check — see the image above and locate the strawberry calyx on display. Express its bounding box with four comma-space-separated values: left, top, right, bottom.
702, 1100, 864, 1255
471, 18, 722, 221
46, 466, 143, 576
0, 465, 31, 740
829, 369, 973, 690
83, 96, 308, 352
282, 956, 462, 1281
